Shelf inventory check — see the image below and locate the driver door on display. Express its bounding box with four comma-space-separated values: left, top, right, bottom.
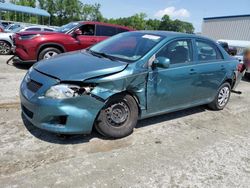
74, 24, 98, 49
146, 39, 199, 114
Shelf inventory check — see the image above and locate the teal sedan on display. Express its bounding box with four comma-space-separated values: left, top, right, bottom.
20, 31, 240, 138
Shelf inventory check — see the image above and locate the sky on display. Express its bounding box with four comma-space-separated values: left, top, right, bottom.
83, 0, 250, 32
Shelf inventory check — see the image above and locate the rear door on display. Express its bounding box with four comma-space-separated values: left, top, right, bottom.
193, 39, 227, 102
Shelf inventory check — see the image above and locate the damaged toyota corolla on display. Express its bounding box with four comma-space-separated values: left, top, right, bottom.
20, 31, 240, 138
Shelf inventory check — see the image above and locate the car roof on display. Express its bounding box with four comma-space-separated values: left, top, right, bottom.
24, 25, 53, 29
73, 21, 134, 30
131, 30, 215, 42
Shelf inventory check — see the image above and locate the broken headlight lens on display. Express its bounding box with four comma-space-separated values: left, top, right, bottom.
44, 84, 93, 99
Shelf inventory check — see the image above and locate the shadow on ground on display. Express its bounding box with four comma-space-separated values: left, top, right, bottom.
22, 106, 207, 145
6, 56, 32, 70
12, 62, 32, 70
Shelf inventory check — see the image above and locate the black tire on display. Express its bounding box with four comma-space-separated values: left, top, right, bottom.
0, 40, 11, 55
208, 82, 231, 110
244, 72, 250, 80
38, 47, 61, 61
95, 94, 139, 138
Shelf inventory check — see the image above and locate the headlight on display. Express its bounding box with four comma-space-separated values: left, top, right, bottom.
19, 34, 41, 40
44, 84, 93, 99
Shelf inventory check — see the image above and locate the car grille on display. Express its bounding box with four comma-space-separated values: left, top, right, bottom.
27, 80, 43, 93
21, 105, 34, 119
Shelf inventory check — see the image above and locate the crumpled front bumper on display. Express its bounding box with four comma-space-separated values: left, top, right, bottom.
20, 69, 105, 134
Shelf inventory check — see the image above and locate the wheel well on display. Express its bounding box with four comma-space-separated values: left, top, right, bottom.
37, 44, 65, 60
0, 40, 11, 46
225, 78, 234, 88
109, 91, 141, 116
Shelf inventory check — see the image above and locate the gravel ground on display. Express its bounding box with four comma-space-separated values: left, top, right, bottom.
0, 55, 249, 188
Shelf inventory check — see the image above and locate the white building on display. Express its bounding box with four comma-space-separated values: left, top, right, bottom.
202, 15, 250, 41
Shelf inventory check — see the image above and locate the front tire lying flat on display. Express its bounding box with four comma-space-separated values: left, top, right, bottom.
208, 82, 231, 110
95, 94, 139, 138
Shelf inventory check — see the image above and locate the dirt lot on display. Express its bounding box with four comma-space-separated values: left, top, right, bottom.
0, 55, 249, 188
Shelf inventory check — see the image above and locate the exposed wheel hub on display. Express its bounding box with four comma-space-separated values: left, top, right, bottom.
106, 102, 129, 126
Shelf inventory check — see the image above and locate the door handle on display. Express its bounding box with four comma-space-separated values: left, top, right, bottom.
221, 65, 226, 71
91, 39, 97, 42
189, 68, 197, 75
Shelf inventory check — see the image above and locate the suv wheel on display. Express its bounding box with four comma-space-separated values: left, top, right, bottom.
208, 82, 231, 110
0, 40, 11, 55
244, 72, 250, 80
95, 94, 139, 138
38, 47, 61, 61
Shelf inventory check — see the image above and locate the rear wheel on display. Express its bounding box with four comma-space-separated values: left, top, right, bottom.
38, 47, 61, 61
244, 72, 250, 80
95, 94, 139, 138
0, 40, 11, 55
208, 82, 231, 110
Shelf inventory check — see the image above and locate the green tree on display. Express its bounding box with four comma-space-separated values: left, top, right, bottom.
158, 15, 194, 33
81, 3, 103, 21
146, 19, 161, 30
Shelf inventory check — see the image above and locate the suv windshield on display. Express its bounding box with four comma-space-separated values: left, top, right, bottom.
89, 32, 163, 62
56, 22, 80, 33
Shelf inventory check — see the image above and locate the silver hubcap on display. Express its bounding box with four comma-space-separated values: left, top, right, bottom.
218, 86, 230, 107
106, 102, 129, 126
43, 51, 58, 59
0, 41, 10, 55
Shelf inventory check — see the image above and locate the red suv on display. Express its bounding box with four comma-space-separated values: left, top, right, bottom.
13, 21, 133, 63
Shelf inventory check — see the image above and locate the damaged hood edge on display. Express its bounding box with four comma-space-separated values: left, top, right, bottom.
33, 50, 128, 82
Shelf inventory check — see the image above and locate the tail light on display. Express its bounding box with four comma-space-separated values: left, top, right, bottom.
237, 63, 245, 73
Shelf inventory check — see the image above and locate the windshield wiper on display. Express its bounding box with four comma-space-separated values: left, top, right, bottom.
88, 50, 116, 61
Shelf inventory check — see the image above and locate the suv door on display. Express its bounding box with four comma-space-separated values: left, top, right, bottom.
147, 39, 198, 113
75, 24, 97, 49
193, 39, 226, 102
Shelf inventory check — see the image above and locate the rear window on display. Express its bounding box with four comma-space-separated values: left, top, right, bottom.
117, 28, 129, 34
44, 28, 54, 32
96, 25, 117, 36
25, 28, 41, 31
196, 40, 223, 61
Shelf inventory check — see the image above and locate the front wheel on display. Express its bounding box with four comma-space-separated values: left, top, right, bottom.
208, 82, 231, 110
38, 47, 61, 61
95, 94, 139, 138
244, 72, 250, 80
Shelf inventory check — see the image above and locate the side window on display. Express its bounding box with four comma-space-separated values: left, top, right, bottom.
156, 39, 193, 64
96, 25, 117, 36
196, 40, 223, 61
44, 28, 54, 32
78, 24, 95, 36
117, 28, 129, 34
25, 27, 41, 31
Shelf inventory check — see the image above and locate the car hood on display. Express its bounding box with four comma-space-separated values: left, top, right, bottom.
0, 32, 13, 37
33, 50, 128, 81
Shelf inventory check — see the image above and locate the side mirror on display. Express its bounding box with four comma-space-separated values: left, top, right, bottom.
154, 57, 170, 68
72, 29, 82, 37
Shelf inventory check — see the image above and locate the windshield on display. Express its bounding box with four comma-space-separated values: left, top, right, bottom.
89, 32, 163, 62
6, 24, 20, 31
9, 27, 23, 33
56, 22, 79, 33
